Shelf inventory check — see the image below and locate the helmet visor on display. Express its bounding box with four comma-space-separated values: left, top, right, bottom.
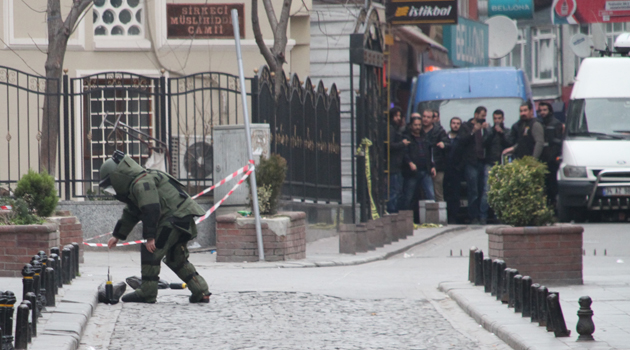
102, 185, 117, 196
98, 175, 112, 188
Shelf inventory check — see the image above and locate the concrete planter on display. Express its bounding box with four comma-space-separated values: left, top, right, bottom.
486, 224, 583, 285
215, 211, 306, 262
337, 211, 415, 255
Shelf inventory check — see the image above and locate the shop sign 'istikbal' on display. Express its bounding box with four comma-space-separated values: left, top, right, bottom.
167, 3, 244, 39
386, 0, 458, 26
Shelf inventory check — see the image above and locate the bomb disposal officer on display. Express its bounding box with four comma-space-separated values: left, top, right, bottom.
99, 151, 211, 303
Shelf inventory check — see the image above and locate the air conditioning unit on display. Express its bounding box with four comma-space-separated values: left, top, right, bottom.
170, 135, 213, 181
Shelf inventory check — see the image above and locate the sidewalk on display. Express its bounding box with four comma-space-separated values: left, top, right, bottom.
0, 224, 465, 350
439, 256, 630, 349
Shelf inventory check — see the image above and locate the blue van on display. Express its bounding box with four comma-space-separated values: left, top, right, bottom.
407, 66, 533, 127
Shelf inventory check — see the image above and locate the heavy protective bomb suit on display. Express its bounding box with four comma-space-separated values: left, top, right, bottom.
99, 151, 210, 303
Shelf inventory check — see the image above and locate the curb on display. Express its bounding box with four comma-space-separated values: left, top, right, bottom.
30, 278, 99, 350
438, 282, 572, 350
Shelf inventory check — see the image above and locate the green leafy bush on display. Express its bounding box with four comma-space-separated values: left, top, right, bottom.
249, 154, 287, 215
0, 197, 44, 225
487, 156, 554, 226
14, 169, 58, 217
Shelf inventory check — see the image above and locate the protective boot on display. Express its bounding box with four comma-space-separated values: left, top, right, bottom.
121, 291, 155, 303
137, 244, 161, 302
165, 243, 210, 303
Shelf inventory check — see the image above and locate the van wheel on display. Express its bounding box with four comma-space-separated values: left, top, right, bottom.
557, 196, 584, 223
558, 196, 573, 222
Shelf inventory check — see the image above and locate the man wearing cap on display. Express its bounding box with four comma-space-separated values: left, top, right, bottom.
99, 150, 211, 304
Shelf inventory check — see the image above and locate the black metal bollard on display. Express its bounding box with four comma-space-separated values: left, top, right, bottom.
507, 269, 519, 308
49, 254, 61, 293
20, 301, 31, 343
483, 258, 492, 293
530, 283, 540, 322
514, 275, 523, 313
25, 293, 37, 338
474, 250, 484, 286
501, 268, 512, 304
71, 242, 80, 276
468, 247, 477, 283
50, 247, 63, 289
1, 291, 17, 349
14, 303, 29, 350
44, 268, 55, 307
62, 248, 72, 285
576, 296, 595, 341
64, 245, 75, 280
30, 256, 45, 316
36, 252, 47, 302
495, 260, 506, 301
490, 260, 498, 296
521, 276, 532, 317
547, 292, 571, 337
46, 257, 57, 296
21, 264, 34, 301
537, 285, 549, 327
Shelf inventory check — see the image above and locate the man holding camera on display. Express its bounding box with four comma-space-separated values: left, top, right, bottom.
459, 106, 490, 224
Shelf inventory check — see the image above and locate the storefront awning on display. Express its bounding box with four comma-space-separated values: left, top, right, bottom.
394, 26, 448, 53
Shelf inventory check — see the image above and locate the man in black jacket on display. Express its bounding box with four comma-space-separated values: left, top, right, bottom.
503, 100, 544, 160
422, 109, 450, 202
387, 107, 409, 213
482, 110, 510, 221
538, 102, 564, 207
402, 114, 436, 213
459, 106, 490, 224
444, 117, 464, 223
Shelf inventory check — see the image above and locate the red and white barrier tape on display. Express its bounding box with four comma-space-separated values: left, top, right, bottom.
0, 205, 12, 210
84, 239, 146, 247
85, 161, 256, 248
194, 168, 253, 225
191, 164, 252, 199
84, 231, 113, 242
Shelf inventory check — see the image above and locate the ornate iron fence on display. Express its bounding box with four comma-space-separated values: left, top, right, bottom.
0, 65, 341, 204
252, 66, 342, 204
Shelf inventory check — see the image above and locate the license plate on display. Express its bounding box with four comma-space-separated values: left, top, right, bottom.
602, 187, 630, 196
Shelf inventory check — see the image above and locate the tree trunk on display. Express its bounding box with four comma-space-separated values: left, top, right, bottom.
40, 0, 92, 175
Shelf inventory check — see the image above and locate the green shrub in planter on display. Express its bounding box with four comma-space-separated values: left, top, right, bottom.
14, 169, 58, 217
487, 156, 554, 226
249, 154, 287, 215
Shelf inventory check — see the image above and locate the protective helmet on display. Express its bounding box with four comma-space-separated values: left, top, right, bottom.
98, 151, 145, 198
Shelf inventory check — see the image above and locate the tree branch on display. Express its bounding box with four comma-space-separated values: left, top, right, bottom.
272, 0, 292, 64
252, 0, 277, 71
261, 0, 278, 33
63, 0, 93, 36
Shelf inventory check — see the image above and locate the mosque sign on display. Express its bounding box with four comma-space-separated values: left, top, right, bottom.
167, 3, 244, 39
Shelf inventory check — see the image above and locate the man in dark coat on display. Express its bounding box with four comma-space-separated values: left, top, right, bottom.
387, 107, 409, 213
402, 113, 436, 215
444, 117, 464, 223
422, 109, 450, 202
538, 101, 564, 207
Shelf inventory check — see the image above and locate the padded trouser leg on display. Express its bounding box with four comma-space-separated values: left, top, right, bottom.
136, 244, 161, 302
164, 243, 209, 301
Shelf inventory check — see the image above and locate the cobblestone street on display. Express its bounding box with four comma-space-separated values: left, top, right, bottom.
93, 291, 480, 350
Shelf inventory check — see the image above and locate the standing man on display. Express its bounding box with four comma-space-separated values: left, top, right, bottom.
422, 109, 450, 202
402, 113, 436, 216
482, 110, 511, 220
503, 101, 545, 160
459, 106, 490, 224
432, 109, 442, 127
387, 107, 409, 213
100, 151, 211, 304
444, 117, 463, 223
538, 102, 564, 208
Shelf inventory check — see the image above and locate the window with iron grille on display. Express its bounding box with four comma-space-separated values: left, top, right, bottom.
93, 0, 144, 37
83, 78, 154, 192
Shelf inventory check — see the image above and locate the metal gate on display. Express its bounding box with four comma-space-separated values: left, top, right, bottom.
350, 8, 386, 222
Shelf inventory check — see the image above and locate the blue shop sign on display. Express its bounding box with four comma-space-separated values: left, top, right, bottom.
488, 0, 534, 19
442, 17, 488, 67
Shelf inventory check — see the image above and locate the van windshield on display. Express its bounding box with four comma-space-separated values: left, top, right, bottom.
567, 98, 630, 138
416, 97, 523, 127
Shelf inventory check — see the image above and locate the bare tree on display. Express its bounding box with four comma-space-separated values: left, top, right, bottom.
41, 0, 93, 174
251, 0, 292, 100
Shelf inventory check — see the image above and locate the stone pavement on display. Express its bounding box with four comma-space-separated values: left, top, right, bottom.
0, 225, 465, 350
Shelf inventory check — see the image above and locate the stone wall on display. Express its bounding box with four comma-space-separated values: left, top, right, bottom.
487, 225, 583, 285
0, 223, 59, 277
216, 212, 306, 262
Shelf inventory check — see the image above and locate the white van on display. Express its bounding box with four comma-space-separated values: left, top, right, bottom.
558, 57, 630, 221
